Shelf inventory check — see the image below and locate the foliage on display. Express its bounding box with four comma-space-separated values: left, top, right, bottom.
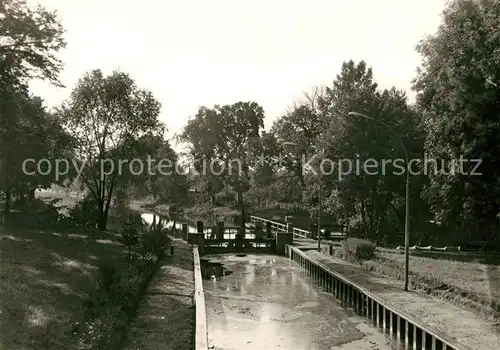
319, 61, 424, 240
7, 197, 65, 229
120, 220, 140, 259
140, 139, 188, 204
69, 195, 100, 230
270, 86, 327, 191
340, 238, 377, 262
413, 0, 500, 241
180, 101, 265, 229
180, 203, 240, 225
0, 0, 69, 224
140, 229, 171, 260
0, 0, 66, 87
77, 255, 159, 349
56, 69, 164, 230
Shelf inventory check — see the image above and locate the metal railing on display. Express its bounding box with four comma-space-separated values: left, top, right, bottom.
285, 245, 470, 350
250, 215, 346, 239
249, 215, 308, 238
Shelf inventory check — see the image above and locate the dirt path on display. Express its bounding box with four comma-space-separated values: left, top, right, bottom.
121, 239, 195, 350
303, 250, 500, 350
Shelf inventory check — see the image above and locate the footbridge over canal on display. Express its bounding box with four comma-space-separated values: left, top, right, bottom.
185, 215, 346, 255
188, 217, 469, 350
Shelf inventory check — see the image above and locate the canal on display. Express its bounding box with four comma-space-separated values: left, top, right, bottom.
202, 254, 397, 350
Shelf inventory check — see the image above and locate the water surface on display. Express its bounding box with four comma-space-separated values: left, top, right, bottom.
203, 254, 397, 349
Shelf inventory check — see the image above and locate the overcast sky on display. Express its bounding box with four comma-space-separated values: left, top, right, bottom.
28, 0, 445, 144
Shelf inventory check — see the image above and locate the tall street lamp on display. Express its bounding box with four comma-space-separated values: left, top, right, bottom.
282, 141, 322, 252
348, 112, 411, 291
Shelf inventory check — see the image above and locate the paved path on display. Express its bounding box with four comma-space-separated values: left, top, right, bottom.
122, 239, 195, 350
303, 250, 500, 350
202, 253, 395, 349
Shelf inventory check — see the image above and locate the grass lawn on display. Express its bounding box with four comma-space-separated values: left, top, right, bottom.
379, 251, 500, 305
0, 226, 128, 349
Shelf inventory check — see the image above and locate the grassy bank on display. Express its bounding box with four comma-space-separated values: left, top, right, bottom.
0, 189, 171, 349
0, 226, 128, 349
372, 251, 500, 320
324, 241, 500, 323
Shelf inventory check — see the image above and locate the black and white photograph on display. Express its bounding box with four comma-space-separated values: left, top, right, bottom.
1, 0, 499, 349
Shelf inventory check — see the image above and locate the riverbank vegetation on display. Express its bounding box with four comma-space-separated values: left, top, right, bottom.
0, 195, 167, 349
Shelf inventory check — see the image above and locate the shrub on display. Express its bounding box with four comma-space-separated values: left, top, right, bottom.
120, 221, 140, 259
140, 229, 171, 260
78, 256, 159, 349
77, 306, 127, 350
69, 196, 100, 230
96, 260, 117, 292
9, 197, 65, 229
341, 238, 376, 263
107, 263, 141, 313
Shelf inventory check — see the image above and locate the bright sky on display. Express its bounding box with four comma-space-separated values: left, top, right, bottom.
28, 0, 445, 144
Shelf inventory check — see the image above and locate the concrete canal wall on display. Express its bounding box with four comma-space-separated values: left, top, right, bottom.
193, 248, 209, 350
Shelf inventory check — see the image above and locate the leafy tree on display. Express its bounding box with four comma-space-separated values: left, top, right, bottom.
132, 136, 188, 204
271, 86, 326, 190
0, 0, 66, 87
0, 0, 66, 222
0, 92, 73, 221
246, 131, 281, 208
56, 69, 164, 230
315, 60, 425, 242
413, 0, 500, 244
120, 220, 139, 259
181, 102, 265, 231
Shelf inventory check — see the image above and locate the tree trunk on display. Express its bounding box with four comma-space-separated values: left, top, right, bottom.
100, 200, 112, 231
98, 179, 116, 231
98, 211, 108, 231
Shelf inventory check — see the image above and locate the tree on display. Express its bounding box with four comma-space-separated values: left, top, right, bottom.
181, 102, 265, 232
120, 219, 139, 259
315, 60, 425, 242
0, 91, 73, 221
0, 0, 66, 222
0, 0, 66, 87
413, 0, 500, 244
271, 86, 326, 190
57, 69, 164, 230
139, 137, 188, 204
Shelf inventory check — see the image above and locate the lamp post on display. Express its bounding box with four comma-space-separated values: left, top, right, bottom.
347, 112, 411, 291
317, 179, 321, 252
282, 141, 322, 252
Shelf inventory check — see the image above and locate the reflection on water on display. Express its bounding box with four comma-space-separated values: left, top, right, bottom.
202, 254, 397, 350
141, 212, 256, 239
